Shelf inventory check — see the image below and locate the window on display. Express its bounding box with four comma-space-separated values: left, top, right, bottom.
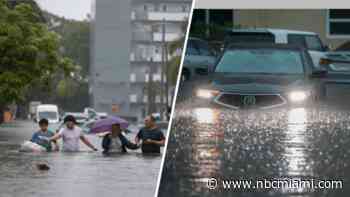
129, 94, 137, 103
215, 49, 304, 74
156, 95, 161, 103
153, 74, 161, 81
130, 73, 136, 82
143, 96, 148, 103
327, 9, 350, 37
288, 34, 324, 51
162, 5, 167, 12
143, 5, 148, 11
224, 32, 275, 48
209, 9, 234, 26
155, 48, 160, 54
185, 40, 200, 55
195, 40, 212, 56
182, 5, 187, 12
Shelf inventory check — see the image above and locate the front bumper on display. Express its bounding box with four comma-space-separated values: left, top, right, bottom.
193, 93, 316, 111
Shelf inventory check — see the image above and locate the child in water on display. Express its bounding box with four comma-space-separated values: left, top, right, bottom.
31, 118, 59, 152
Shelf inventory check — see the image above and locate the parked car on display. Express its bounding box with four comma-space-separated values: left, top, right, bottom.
62, 112, 89, 125
324, 49, 350, 66
223, 28, 329, 68
84, 107, 108, 119
64, 107, 107, 123
35, 104, 60, 124
182, 37, 218, 81
80, 119, 96, 134
194, 43, 339, 110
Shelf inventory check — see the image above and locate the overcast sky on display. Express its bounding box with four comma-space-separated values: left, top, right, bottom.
35, 0, 92, 21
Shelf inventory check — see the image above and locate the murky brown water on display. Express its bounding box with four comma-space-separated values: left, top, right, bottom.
0, 121, 161, 197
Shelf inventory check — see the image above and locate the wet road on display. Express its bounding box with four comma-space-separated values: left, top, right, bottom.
158, 82, 350, 197
0, 121, 161, 197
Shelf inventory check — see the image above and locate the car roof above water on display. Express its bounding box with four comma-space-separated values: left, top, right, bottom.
227, 28, 317, 36
37, 104, 58, 110
225, 43, 308, 51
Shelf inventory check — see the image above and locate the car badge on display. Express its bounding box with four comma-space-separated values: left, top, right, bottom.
242, 95, 256, 106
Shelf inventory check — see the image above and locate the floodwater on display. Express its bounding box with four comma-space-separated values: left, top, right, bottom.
158, 89, 350, 197
0, 121, 162, 197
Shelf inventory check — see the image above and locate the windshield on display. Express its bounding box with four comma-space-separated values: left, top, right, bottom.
224, 32, 275, 47
38, 111, 58, 120
288, 34, 324, 51
215, 49, 304, 74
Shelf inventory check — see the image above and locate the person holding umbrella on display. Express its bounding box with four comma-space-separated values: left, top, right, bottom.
50, 115, 98, 152
90, 116, 139, 154
101, 123, 139, 155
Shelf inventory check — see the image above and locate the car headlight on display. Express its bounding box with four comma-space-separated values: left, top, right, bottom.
288, 91, 309, 102
196, 89, 220, 99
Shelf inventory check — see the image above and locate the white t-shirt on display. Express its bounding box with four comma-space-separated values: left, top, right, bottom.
109, 136, 123, 153
58, 126, 83, 152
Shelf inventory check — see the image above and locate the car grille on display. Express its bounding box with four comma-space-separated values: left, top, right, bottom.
215, 93, 286, 109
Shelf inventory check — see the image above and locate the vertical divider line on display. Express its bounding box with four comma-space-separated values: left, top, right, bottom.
153, 0, 197, 196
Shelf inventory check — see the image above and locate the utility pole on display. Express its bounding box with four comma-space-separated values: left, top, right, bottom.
165, 37, 169, 119
160, 19, 166, 120
147, 58, 156, 115
205, 10, 210, 38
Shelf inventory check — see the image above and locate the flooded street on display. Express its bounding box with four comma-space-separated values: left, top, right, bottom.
0, 121, 162, 197
158, 84, 350, 197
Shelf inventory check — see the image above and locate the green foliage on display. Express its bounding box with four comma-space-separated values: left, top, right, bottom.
166, 23, 187, 86
0, 0, 74, 106
56, 79, 76, 98
167, 56, 181, 85
55, 19, 90, 76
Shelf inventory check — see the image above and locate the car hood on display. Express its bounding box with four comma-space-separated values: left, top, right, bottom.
211, 73, 309, 94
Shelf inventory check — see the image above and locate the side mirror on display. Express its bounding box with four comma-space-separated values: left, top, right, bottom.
311, 69, 328, 78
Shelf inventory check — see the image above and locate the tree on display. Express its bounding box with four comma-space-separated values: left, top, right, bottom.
50, 16, 90, 77
166, 23, 186, 86
0, 0, 74, 114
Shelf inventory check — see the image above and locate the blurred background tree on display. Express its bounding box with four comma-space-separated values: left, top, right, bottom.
0, 0, 76, 120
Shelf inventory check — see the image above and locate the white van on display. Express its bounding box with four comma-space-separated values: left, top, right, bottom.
36, 104, 60, 124
224, 28, 329, 67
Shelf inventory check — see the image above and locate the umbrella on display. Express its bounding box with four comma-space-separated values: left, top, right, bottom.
90, 116, 129, 134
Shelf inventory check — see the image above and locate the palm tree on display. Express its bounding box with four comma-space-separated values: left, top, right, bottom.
166, 23, 187, 86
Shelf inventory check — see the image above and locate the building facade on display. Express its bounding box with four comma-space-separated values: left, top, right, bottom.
233, 10, 350, 49
192, 9, 350, 48
91, 0, 191, 121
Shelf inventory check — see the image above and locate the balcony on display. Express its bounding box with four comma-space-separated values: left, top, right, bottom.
132, 31, 152, 41
153, 32, 181, 42
147, 12, 188, 21
130, 53, 162, 62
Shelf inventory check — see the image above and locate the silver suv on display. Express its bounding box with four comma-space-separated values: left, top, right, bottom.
182, 37, 217, 81
224, 28, 329, 68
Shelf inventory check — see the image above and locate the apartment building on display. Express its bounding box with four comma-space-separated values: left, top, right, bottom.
90, 0, 191, 121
